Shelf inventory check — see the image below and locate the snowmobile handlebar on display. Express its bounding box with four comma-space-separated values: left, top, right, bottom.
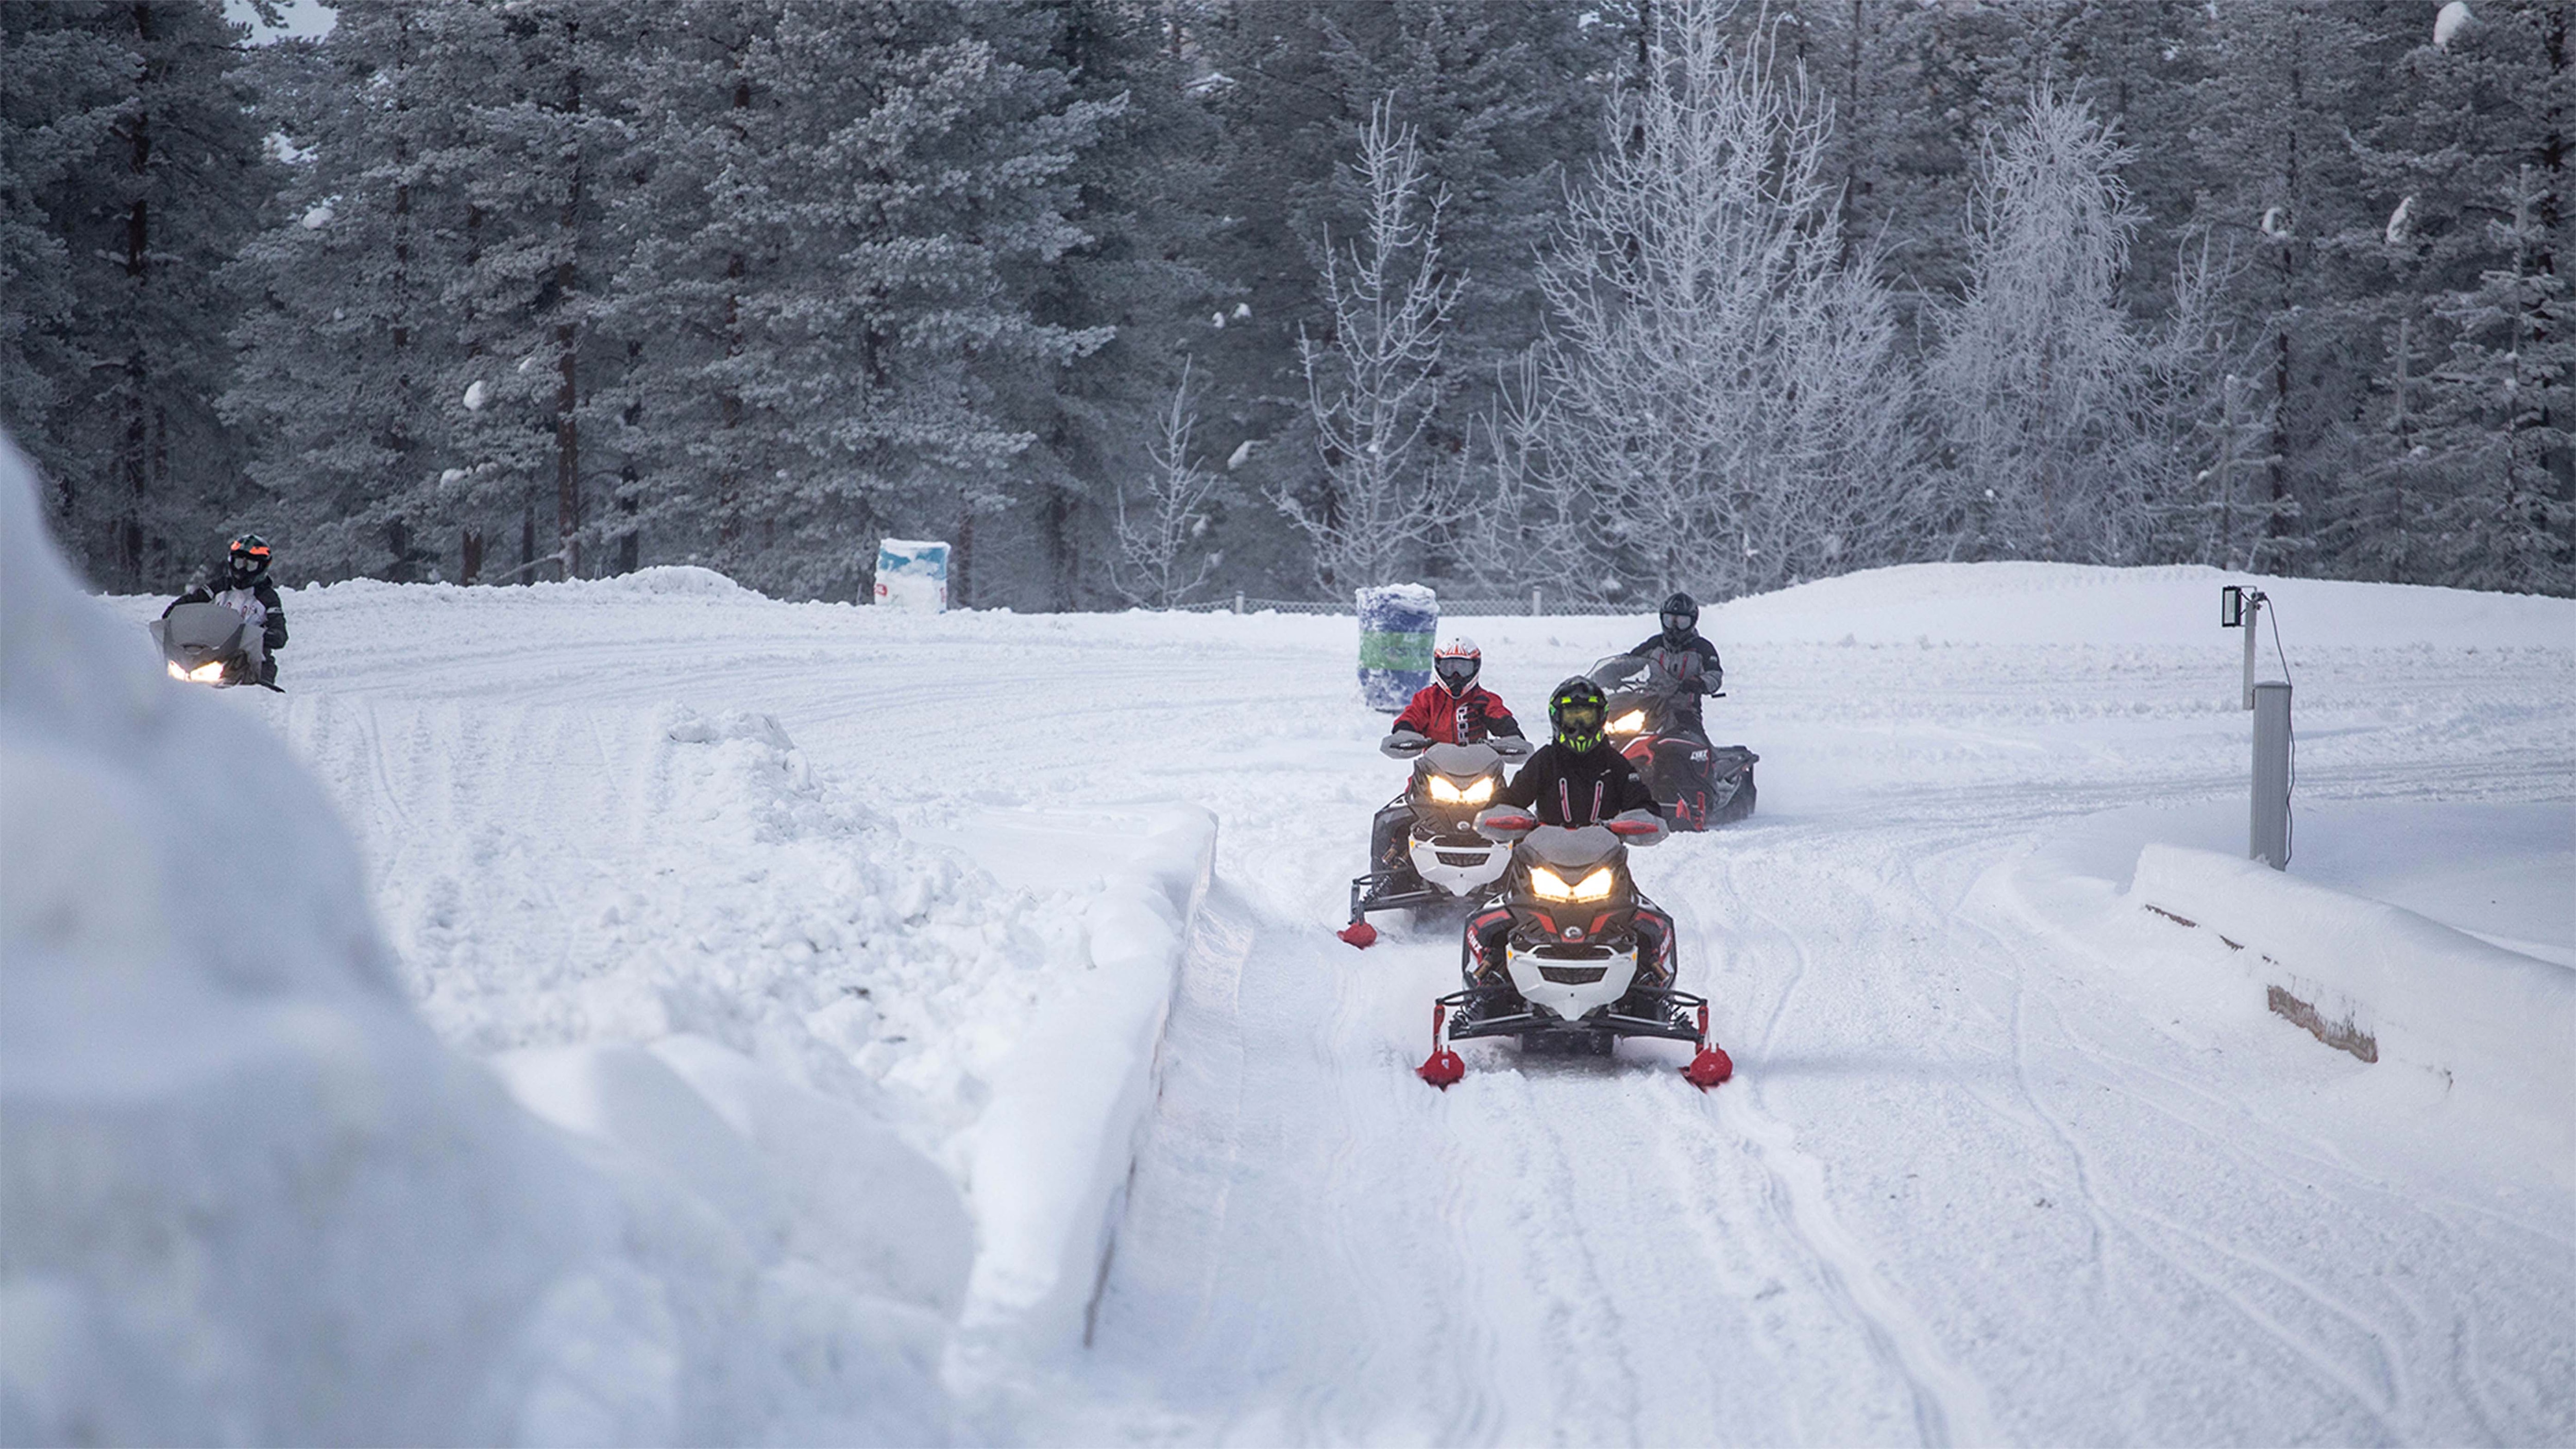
1380, 730, 1432, 758
1489, 735, 1536, 759
1473, 807, 1539, 841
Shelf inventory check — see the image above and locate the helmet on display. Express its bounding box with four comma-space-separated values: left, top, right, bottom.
1432, 636, 1482, 694
227, 534, 273, 579
1658, 591, 1698, 644
1548, 676, 1609, 753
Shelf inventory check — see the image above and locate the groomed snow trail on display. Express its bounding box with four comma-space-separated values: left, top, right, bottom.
148, 568, 2574, 1445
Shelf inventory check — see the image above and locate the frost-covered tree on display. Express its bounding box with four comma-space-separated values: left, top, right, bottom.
1110, 357, 1225, 608
1276, 101, 1464, 593
1935, 89, 2153, 562
1533, 0, 1912, 601
3, 0, 271, 589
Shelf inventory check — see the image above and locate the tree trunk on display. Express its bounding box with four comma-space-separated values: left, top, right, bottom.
553, 21, 585, 581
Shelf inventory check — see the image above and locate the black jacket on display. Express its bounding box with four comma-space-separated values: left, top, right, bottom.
1625, 632, 1721, 694
1499, 741, 1659, 827
166, 572, 287, 653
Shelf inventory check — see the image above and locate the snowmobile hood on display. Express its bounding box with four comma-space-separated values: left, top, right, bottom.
1518, 824, 1623, 871
1418, 741, 1502, 778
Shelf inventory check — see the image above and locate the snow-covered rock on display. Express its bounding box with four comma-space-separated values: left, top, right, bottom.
2434, 1, 2472, 49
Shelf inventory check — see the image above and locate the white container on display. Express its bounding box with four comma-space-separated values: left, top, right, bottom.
873, 538, 950, 611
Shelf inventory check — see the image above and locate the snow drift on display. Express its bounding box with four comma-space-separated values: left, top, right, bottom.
0, 437, 955, 1443
2128, 844, 2573, 1167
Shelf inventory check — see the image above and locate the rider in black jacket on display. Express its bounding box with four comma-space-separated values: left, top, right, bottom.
164, 535, 286, 686
1495, 678, 1660, 827
1624, 591, 1721, 740
1470, 677, 1674, 992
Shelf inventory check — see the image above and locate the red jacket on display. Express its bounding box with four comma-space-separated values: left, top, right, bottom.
1393, 682, 1522, 743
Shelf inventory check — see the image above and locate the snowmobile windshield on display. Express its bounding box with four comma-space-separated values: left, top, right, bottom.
1587, 655, 1653, 692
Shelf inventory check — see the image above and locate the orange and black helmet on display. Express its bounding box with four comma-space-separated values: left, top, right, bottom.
227, 534, 272, 576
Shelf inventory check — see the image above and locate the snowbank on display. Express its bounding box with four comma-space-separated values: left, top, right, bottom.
0, 438, 953, 1443
947, 807, 1217, 1363
2127, 844, 2573, 1159
1707, 560, 2575, 646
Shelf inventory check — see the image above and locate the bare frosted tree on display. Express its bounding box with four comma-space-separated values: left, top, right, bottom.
1533, 0, 1914, 602
1110, 357, 1225, 607
1934, 89, 2153, 563
1276, 100, 1466, 593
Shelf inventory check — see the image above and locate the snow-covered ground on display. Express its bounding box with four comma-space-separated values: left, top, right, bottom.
16, 476, 2574, 1443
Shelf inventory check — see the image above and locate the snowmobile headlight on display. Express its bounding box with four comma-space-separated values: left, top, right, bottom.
1608, 709, 1647, 736
1427, 775, 1495, 806
187, 660, 225, 683
168, 661, 189, 680
1529, 866, 1574, 901
1569, 866, 1617, 901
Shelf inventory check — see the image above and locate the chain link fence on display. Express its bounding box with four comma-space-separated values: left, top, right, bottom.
1161, 590, 1640, 618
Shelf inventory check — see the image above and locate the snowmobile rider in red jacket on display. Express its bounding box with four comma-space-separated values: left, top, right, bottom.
1624, 591, 1722, 741
1466, 676, 1675, 993
1388, 637, 1523, 745
1370, 638, 1524, 880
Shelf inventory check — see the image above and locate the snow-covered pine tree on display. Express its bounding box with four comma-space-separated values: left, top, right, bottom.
1534, 0, 1911, 602
228, 4, 479, 583
2187, 0, 2395, 575
1001, 0, 1227, 609
2340, 0, 2573, 594
3, 0, 271, 589
608, 1, 1111, 603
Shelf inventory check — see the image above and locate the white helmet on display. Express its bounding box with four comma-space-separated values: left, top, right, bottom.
1433, 636, 1481, 693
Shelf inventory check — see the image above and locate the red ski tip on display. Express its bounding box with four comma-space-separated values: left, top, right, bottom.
1683, 1045, 1734, 1090
1417, 1048, 1466, 1088
1337, 920, 1378, 948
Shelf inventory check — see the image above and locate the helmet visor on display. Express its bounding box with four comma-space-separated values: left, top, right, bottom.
1556, 701, 1604, 737
1434, 656, 1479, 691
1660, 610, 1694, 635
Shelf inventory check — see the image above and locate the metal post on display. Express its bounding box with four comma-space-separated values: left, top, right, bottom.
1233, 591, 1245, 615
2242, 590, 2262, 709
2251, 680, 2292, 870
1530, 586, 1542, 617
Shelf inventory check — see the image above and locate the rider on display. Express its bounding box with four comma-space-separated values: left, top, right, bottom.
1465, 677, 1674, 993
1624, 591, 1722, 741
1371, 638, 1523, 880
164, 534, 286, 686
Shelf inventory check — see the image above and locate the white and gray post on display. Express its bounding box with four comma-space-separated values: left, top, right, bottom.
2251, 680, 2292, 869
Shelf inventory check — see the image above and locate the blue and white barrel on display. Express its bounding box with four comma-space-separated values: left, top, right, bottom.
873, 538, 950, 611
1356, 584, 1437, 712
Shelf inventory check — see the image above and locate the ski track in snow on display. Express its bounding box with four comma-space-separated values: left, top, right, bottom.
120, 577, 2576, 1446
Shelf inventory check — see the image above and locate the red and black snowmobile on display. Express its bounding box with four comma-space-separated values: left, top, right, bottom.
1585, 654, 1756, 830
1415, 804, 1731, 1090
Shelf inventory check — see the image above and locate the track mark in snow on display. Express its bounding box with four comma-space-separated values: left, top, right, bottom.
1719, 1090, 1999, 1447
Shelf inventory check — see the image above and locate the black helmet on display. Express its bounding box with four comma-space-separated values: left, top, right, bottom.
227, 534, 273, 579
1548, 676, 1609, 753
1658, 591, 1698, 645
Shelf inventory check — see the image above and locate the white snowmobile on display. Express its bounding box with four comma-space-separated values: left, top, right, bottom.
1415, 803, 1732, 1089
151, 601, 274, 689
1338, 731, 1535, 947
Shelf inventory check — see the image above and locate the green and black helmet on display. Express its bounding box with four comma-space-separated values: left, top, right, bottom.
1548, 676, 1609, 753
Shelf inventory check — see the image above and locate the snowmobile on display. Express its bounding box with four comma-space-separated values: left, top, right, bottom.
1339, 731, 1535, 947
1416, 804, 1732, 1089
1586, 653, 1756, 830
151, 601, 274, 689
